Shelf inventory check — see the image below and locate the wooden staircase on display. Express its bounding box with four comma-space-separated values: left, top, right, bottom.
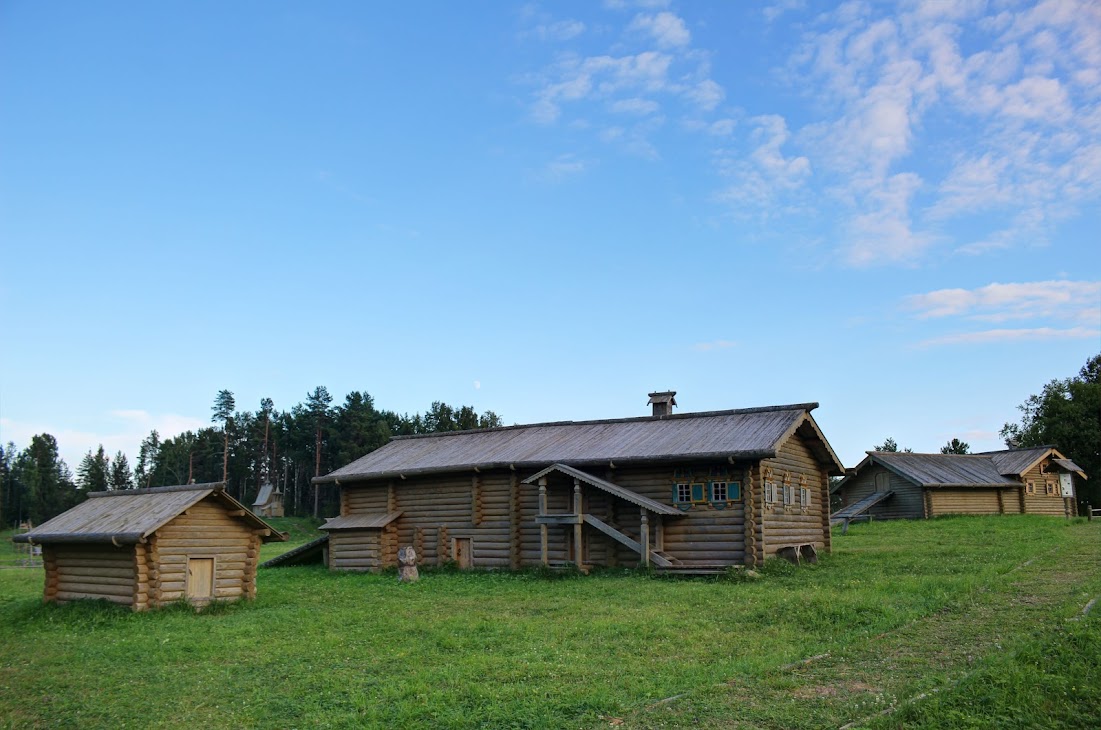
583, 514, 678, 567
831, 490, 894, 528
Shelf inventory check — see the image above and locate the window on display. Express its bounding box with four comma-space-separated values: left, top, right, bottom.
673, 482, 707, 505
710, 481, 728, 502
1026, 480, 1036, 495
783, 484, 795, 506
800, 486, 811, 507
764, 482, 777, 504
675, 483, 692, 503
1045, 481, 1057, 496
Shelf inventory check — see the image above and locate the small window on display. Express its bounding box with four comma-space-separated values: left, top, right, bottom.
1045, 481, 1056, 496
783, 484, 795, 506
764, 482, 777, 504
800, 486, 811, 507
674, 483, 692, 503
710, 481, 728, 502
1026, 481, 1035, 495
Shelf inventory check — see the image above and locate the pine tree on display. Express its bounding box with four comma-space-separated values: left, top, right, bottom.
134, 430, 161, 488
940, 438, 970, 454
77, 445, 110, 492
109, 451, 133, 490
212, 389, 236, 483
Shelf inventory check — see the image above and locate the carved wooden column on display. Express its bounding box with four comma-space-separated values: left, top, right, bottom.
538, 477, 548, 566
573, 478, 583, 567
640, 511, 650, 567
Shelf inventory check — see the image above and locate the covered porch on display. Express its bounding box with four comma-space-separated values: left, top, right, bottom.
523, 463, 683, 569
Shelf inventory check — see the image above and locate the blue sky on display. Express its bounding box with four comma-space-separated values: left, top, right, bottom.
1, 0, 1098, 471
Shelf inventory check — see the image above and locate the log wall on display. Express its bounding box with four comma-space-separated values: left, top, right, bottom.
928, 488, 1002, 515
153, 498, 258, 605
760, 432, 830, 556
329, 529, 381, 571
839, 465, 925, 519
47, 544, 136, 606
1021, 459, 1075, 516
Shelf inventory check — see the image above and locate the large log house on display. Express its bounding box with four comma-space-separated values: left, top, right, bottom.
310, 393, 845, 572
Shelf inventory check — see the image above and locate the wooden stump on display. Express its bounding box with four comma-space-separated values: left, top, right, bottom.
397, 546, 419, 583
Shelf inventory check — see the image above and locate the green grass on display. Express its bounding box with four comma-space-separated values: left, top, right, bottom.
0, 516, 1098, 728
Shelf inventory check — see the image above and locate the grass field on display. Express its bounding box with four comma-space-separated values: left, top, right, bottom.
1, 516, 1098, 729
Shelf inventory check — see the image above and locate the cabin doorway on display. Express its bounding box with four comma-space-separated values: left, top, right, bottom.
186, 558, 214, 600
874, 472, 890, 493
453, 538, 473, 568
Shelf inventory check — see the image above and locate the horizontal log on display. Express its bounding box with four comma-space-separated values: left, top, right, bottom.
56, 591, 131, 605
59, 565, 136, 580
56, 581, 133, 596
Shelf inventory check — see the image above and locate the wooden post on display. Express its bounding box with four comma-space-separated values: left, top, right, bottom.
573, 479, 583, 567
640, 511, 650, 568
538, 478, 548, 566
508, 473, 521, 570
996, 488, 1005, 515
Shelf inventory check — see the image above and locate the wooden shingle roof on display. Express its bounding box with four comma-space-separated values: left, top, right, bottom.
840, 446, 1088, 489
13, 483, 285, 545
314, 403, 843, 484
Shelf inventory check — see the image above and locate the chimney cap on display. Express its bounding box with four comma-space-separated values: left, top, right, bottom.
647, 391, 677, 406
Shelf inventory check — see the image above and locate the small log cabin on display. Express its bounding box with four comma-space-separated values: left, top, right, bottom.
310, 394, 845, 573
252, 483, 285, 517
833, 446, 1086, 521
13, 483, 285, 610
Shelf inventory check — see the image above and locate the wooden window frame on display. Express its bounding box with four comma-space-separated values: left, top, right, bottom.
1044, 480, 1057, 496
800, 486, 811, 508
764, 481, 777, 504
1026, 480, 1035, 495
674, 482, 693, 503
710, 481, 728, 502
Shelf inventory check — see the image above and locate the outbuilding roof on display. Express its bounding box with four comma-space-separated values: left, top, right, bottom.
13, 483, 285, 545
839, 446, 1088, 489
314, 403, 844, 484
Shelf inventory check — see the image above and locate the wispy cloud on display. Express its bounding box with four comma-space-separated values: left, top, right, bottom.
539, 153, 589, 182
523, 6, 722, 157
906, 280, 1101, 323
1, 410, 206, 473
628, 11, 691, 48
915, 326, 1101, 348
739, 0, 1100, 265
693, 339, 737, 352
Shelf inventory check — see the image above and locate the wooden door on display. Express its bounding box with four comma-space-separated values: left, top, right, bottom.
874, 472, 890, 493
187, 558, 214, 600
453, 538, 472, 569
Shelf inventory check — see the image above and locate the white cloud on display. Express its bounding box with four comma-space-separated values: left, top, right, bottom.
905, 280, 1101, 322
473, 380, 482, 390
534, 19, 586, 42
629, 11, 691, 48
915, 326, 1101, 348
715, 115, 811, 213
0, 410, 206, 475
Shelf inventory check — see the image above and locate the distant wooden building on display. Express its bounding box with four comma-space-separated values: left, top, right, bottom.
13, 483, 285, 610
833, 446, 1086, 522
252, 483, 285, 518
308, 394, 845, 573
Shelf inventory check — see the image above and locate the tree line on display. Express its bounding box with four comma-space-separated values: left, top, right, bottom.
1, 388, 501, 527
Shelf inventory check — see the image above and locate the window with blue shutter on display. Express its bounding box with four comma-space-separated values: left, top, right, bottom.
729, 481, 742, 500
691, 483, 705, 502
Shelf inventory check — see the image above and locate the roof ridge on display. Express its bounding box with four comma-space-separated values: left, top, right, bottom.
88, 482, 225, 498
974, 445, 1055, 455
388, 403, 819, 442
868, 451, 993, 458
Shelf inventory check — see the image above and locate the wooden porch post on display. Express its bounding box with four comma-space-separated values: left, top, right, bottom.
640, 511, 650, 567
538, 478, 548, 566
573, 478, 583, 567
